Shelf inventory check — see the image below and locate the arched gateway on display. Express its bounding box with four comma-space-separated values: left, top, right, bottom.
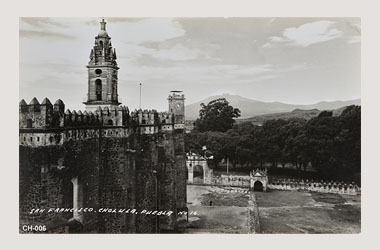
250, 169, 268, 191
253, 180, 264, 191
186, 153, 212, 184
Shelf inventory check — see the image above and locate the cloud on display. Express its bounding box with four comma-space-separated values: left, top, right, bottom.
19, 18, 83, 40
346, 21, 361, 35
118, 63, 275, 85
136, 37, 221, 65
19, 30, 76, 39
269, 18, 276, 24
116, 18, 185, 44
84, 17, 146, 26
227, 64, 273, 76
118, 43, 204, 65
262, 42, 274, 49
151, 44, 203, 61
19, 18, 360, 111
347, 36, 361, 44
268, 21, 343, 47
270, 36, 287, 42
209, 89, 236, 96
20, 17, 69, 28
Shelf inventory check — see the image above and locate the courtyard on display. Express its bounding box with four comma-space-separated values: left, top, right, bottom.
186, 185, 361, 234
256, 190, 361, 233
186, 185, 251, 233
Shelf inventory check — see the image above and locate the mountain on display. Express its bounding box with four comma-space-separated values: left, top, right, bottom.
237, 107, 348, 125
185, 93, 361, 120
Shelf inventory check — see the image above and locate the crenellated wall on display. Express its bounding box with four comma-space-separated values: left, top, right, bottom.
19, 95, 187, 233
20, 98, 176, 131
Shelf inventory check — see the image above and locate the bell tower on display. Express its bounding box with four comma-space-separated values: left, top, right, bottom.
84, 18, 121, 112
168, 91, 185, 125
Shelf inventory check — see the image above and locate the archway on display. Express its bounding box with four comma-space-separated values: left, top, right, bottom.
95, 79, 102, 100
71, 177, 83, 222
193, 165, 204, 184
253, 181, 263, 191
27, 119, 32, 128
62, 180, 74, 220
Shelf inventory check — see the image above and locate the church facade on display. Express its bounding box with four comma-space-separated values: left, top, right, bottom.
19, 19, 187, 233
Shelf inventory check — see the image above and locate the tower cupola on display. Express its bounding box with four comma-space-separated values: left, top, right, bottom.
98, 18, 109, 37
84, 18, 120, 112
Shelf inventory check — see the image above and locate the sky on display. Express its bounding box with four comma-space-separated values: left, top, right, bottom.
19, 17, 361, 111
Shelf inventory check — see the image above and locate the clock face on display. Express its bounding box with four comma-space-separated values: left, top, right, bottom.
176, 103, 181, 109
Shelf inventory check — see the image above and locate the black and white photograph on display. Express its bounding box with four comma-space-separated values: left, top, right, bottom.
18, 16, 362, 234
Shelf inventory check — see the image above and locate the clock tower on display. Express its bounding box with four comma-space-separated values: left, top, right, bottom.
84, 18, 121, 112
168, 91, 185, 125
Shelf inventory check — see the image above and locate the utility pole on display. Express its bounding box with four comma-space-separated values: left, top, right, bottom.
227, 157, 229, 174
139, 83, 142, 109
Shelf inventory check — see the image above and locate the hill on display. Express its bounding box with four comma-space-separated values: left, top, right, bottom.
185, 94, 360, 120
237, 106, 349, 125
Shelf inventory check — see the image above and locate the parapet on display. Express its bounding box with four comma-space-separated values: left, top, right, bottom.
19, 97, 176, 130
250, 168, 268, 177
129, 109, 174, 126
19, 97, 131, 129
168, 91, 185, 100
20, 97, 61, 129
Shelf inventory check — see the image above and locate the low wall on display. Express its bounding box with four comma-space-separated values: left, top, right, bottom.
247, 191, 260, 233
211, 175, 250, 187
268, 178, 360, 195
191, 175, 360, 196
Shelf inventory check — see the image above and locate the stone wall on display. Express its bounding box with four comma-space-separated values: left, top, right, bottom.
211, 175, 251, 187
172, 129, 187, 231
19, 94, 186, 233
19, 98, 175, 131
247, 191, 260, 233
268, 178, 361, 195
19, 126, 186, 233
200, 175, 361, 196
19, 137, 101, 233
97, 136, 135, 233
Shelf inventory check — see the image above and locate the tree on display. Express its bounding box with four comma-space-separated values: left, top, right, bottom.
199, 131, 227, 169
222, 132, 240, 169
334, 105, 361, 180
185, 104, 361, 182
261, 119, 288, 167
194, 98, 241, 132
282, 118, 307, 171
184, 131, 203, 154
303, 111, 341, 178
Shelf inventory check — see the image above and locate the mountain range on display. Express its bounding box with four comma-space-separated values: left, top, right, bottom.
237, 106, 350, 125
185, 94, 361, 120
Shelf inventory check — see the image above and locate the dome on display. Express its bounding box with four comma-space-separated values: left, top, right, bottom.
98, 30, 108, 37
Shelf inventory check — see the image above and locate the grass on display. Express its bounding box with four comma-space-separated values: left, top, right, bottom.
186, 185, 360, 234
187, 185, 251, 233
200, 191, 249, 207
255, 190, 361, 234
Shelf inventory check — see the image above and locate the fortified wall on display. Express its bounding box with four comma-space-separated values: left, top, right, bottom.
19, 93, 187, 233
20, 19, 188, 233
